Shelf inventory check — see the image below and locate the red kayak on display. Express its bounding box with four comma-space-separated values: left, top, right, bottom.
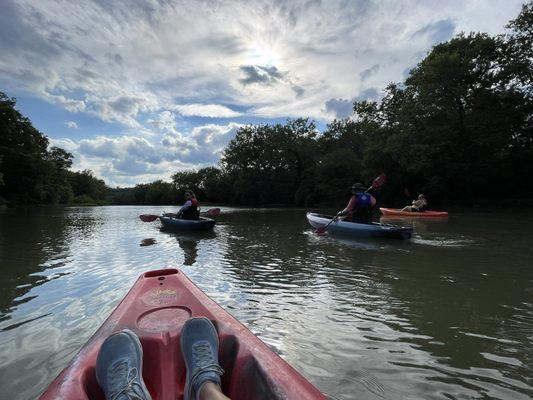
40, 269, 325, 400
380, 207, 449, 218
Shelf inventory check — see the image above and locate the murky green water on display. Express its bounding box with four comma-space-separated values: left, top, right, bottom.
0, 206, 532, 399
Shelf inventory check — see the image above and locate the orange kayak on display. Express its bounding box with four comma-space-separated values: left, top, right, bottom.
380, 207, 449, 218
40, 269, 325, 400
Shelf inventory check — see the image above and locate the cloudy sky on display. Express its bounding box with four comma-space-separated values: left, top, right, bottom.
0, 0, 524, 186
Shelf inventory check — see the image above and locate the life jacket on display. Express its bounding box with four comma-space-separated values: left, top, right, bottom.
350, 192, 372, 212
181, 198, 200, 220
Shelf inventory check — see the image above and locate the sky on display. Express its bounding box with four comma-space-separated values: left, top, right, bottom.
0, 0, 525, 187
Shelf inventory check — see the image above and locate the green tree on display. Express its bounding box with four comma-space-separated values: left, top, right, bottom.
354, 27, 532, 204
0, 92, 75, 204
68, 170, 108, 203
221, 118, 317, 205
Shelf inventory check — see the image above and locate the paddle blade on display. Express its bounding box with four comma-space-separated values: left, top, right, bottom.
371, 173, 387, 190
314, 227, 327, 235
139, 214, 159, 222
404, 188, 412, 199
204, 208, 221, 217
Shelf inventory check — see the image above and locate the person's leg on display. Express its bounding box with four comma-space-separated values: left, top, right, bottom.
181, 317, 228, 400
401, 206, 412, 212
96, 329, 152, 400
199, 381, 231, 400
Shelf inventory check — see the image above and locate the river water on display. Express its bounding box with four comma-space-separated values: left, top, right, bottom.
0, 206, 532, 399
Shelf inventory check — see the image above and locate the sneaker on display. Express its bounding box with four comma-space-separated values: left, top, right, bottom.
181, 317, 224, 400
96, 329, 152, 400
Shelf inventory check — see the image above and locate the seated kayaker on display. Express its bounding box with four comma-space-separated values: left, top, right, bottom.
96, 317, 229, 400
177, 189, 200, 220
339, 182, 377, 224
401, 194, 427, 212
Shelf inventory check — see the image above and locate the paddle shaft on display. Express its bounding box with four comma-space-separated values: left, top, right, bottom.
318, 213, 340, 233
140, 208, 220, 222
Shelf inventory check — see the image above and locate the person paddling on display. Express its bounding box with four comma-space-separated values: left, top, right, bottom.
338, 182, 377, 224
177, 189, 200, 220
401, 194, 427, 212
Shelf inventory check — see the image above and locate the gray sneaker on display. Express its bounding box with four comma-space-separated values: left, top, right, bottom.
96, 329, 152, 400
181, 317, 224, 400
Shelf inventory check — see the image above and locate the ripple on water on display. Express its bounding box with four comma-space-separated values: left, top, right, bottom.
0, 207, 533, 400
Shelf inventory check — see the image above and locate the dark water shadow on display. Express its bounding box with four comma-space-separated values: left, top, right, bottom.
159, 229, 217, 266
139, 238, 157, 247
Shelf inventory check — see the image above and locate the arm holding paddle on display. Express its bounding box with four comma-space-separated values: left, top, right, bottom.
314, 173, 386, 234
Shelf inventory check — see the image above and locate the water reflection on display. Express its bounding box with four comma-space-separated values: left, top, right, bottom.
0, 207, 532, 399
139, 238, 157, 247
0, 207, 97, 322
159, 229, 217, 266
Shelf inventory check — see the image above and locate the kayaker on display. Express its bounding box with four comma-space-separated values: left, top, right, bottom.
96, 317, 229, 400
339, 182, 377, 224
177, 189, 200, 220
401, 194, 428, 212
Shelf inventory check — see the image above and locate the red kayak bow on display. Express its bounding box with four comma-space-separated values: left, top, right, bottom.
40, 269, 325, 400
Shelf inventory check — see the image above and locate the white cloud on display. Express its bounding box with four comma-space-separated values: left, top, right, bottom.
65, 120, 79, 129
49, 138, 78, 152
93, 93, 159, 128
148, 111, 178, 133
57, 123, 242, 186
172, 104, 242, 118
0, 0, 524, 125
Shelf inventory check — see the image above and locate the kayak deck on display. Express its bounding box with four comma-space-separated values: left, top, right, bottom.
380, 208, 448, 218
40, 269, 325, 400
159, 215, 216, 231
307, 212, 412, 240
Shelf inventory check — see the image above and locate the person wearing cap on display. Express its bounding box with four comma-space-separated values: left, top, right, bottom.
177, 189, 200, 220
338, 182, 377, 224
401, 194, 427, 212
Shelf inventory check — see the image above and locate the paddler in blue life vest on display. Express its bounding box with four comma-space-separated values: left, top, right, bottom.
338, 182, 377, 224
177, 189, 200, 220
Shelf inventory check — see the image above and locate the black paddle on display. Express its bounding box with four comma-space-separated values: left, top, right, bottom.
140, 208, 221, 222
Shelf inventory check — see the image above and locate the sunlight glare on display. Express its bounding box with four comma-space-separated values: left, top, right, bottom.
247, 43, 280, 66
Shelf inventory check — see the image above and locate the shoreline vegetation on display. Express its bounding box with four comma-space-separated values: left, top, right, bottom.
1, 4, 531, 209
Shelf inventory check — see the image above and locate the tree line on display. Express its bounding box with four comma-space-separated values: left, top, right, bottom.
0, 92, 107, 205
1, 3, 531, 207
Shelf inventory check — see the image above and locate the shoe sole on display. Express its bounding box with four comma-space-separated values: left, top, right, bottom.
121, 329, 153, 400
181, 317, 219, 400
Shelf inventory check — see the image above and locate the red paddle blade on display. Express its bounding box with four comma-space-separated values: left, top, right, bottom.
139, 214, 159, 222
205, 208, 221, 217
371, 173, 387, 190
404, 188, 411, 198
314, 227, 327, 235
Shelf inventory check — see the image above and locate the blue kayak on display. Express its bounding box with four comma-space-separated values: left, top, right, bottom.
307, 212, 412, 240
159, 216, 215, 232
